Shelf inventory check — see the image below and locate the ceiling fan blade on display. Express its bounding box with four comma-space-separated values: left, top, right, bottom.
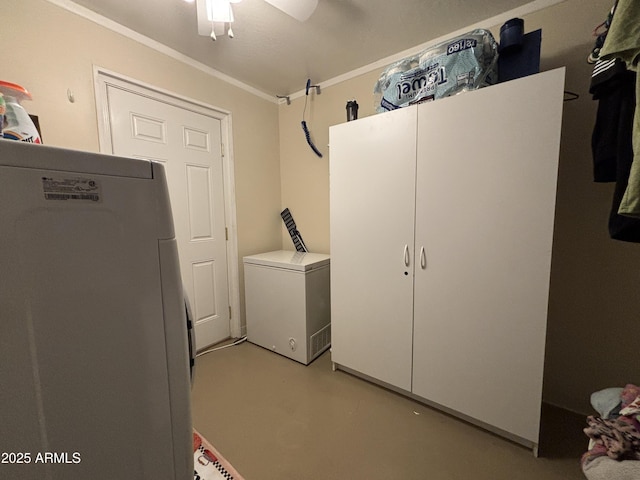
263, 0, 318, 22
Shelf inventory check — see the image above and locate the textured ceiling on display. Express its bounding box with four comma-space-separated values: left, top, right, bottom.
66, 0, 541, 97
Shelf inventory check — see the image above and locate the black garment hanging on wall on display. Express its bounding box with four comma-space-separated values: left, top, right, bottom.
590, 62, 640, 242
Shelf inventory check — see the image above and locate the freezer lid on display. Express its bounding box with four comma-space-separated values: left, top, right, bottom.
243, 250, 330, 271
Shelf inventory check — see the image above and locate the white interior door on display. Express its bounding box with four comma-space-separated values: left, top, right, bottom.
104, 85, 231, 350
412, 69, 565, 445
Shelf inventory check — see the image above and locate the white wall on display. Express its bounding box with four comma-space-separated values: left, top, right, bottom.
4, 0, 283, 323
277, 0, 640, 414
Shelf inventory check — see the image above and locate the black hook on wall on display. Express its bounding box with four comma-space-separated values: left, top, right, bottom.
306, 79, 321, 95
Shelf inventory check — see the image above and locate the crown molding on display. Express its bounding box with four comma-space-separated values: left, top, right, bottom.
45, 0, 277, 103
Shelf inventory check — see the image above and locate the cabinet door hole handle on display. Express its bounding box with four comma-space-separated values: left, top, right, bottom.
420, 246, 426, 269
404, 245, 410, 267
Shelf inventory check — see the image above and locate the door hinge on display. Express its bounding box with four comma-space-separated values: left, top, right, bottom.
221, 143, 225, 157
225, 227, 229, 241
228, 305, 232, 319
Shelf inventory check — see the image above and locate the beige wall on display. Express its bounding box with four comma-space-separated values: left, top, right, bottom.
5, 0, 283, 322
278, 0, 640, 414
278, 69, 382, 254
6, 0, 638, 415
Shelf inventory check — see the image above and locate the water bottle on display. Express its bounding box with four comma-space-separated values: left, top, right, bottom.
346, 100, 359, 122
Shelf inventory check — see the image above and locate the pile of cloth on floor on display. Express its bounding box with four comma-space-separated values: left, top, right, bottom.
582, 384, 640, 479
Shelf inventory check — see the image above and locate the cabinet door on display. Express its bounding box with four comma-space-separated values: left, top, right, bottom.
412, 69, 565, 445
329, 106, 417, 391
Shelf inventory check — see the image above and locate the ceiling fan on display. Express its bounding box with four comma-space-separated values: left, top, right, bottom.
195, 0, 318, 40
261, 0, 318, 21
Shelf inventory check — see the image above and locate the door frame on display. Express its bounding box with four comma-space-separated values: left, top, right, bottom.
93, 66, 242, 339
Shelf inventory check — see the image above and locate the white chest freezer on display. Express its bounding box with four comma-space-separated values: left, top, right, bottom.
0, 140, 193, 479
243, 250, 331, 365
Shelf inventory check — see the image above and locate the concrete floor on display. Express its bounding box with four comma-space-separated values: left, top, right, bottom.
191, 342, 587, 480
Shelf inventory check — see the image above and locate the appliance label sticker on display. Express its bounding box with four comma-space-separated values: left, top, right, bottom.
41, 176, 101, 202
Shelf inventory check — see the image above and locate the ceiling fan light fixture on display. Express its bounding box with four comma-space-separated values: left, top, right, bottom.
206, 0, 234, 23
196, 0, 240, 38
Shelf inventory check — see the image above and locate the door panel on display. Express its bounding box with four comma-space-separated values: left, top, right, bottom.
412, 69, 565, 443
106, 86, 230, 350
329, 106, 417, 391
187, 164, 215, 239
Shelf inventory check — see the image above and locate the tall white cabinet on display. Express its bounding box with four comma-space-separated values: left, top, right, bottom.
329, 68, 565, 451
